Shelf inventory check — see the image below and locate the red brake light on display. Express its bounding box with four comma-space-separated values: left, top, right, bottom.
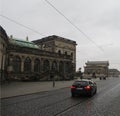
84, 85, 91, 90
70, 85, 76, 89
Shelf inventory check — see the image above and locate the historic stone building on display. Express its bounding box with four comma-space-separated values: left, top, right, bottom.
33, 35, 77, 71
6, 34, 77, 81
0, 26, 9, 83
84, 61, 109, 78
108, 69, 120, 77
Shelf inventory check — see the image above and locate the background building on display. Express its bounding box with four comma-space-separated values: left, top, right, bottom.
33, 35, 77, 72
108, 69, 120, 77
84, 61, 109, 78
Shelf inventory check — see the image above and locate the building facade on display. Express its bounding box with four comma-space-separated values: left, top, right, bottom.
6, 35, 77, 81
108, 69, 120, 77
84, 61, 109, 78
32, 35, 77, 71
0, 26, 9, 83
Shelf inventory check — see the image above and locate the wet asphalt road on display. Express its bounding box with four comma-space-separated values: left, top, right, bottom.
1, 77, 120, 116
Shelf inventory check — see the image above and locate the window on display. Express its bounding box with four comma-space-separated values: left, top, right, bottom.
59, 61, 64, 72
34, 59, 40, 72
73, 81, 88, 86
13, 56, 21, 73
24, 57, 31, 73
89, 81, 93, 85
43, 60, 50, 72
65, 51, 67, 55
52, 61, 57, 71
58, 50, 61, 54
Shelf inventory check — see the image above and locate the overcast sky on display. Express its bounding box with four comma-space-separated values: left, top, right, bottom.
1, 0, 120, 71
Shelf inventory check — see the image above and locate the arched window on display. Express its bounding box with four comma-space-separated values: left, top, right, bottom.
24, 57, 31, 73
34, 58, 40, 72
65, 51, 67, 55
66, 62, 70, 73
64, 62, 70, 73
52, 61, 57, 71
58, 50, 61, 54
13, 56, 21, 73
43, 60, 50, 72
59, 61, 64, 73
71, 52, 73, 56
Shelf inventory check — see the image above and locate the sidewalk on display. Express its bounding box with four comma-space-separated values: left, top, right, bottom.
0, 78, 99, 99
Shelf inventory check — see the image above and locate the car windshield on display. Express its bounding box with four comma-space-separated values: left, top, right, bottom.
73, 81, 88, 86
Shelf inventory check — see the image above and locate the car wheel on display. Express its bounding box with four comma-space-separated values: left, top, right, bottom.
71, 93, 75, 97
94, 89, 97, 94
89, 91, 93, 97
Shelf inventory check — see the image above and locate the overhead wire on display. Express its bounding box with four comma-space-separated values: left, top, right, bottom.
0, 14, 46, 37
44, 0, 104, 52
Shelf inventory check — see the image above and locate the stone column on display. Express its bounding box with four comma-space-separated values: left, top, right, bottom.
57, 61, 59, 72
31, 57, 35, 72
49, 60, 52, 71
21, 56, 25, 72
21, 59, 24, 72
40, 58, 44, 72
